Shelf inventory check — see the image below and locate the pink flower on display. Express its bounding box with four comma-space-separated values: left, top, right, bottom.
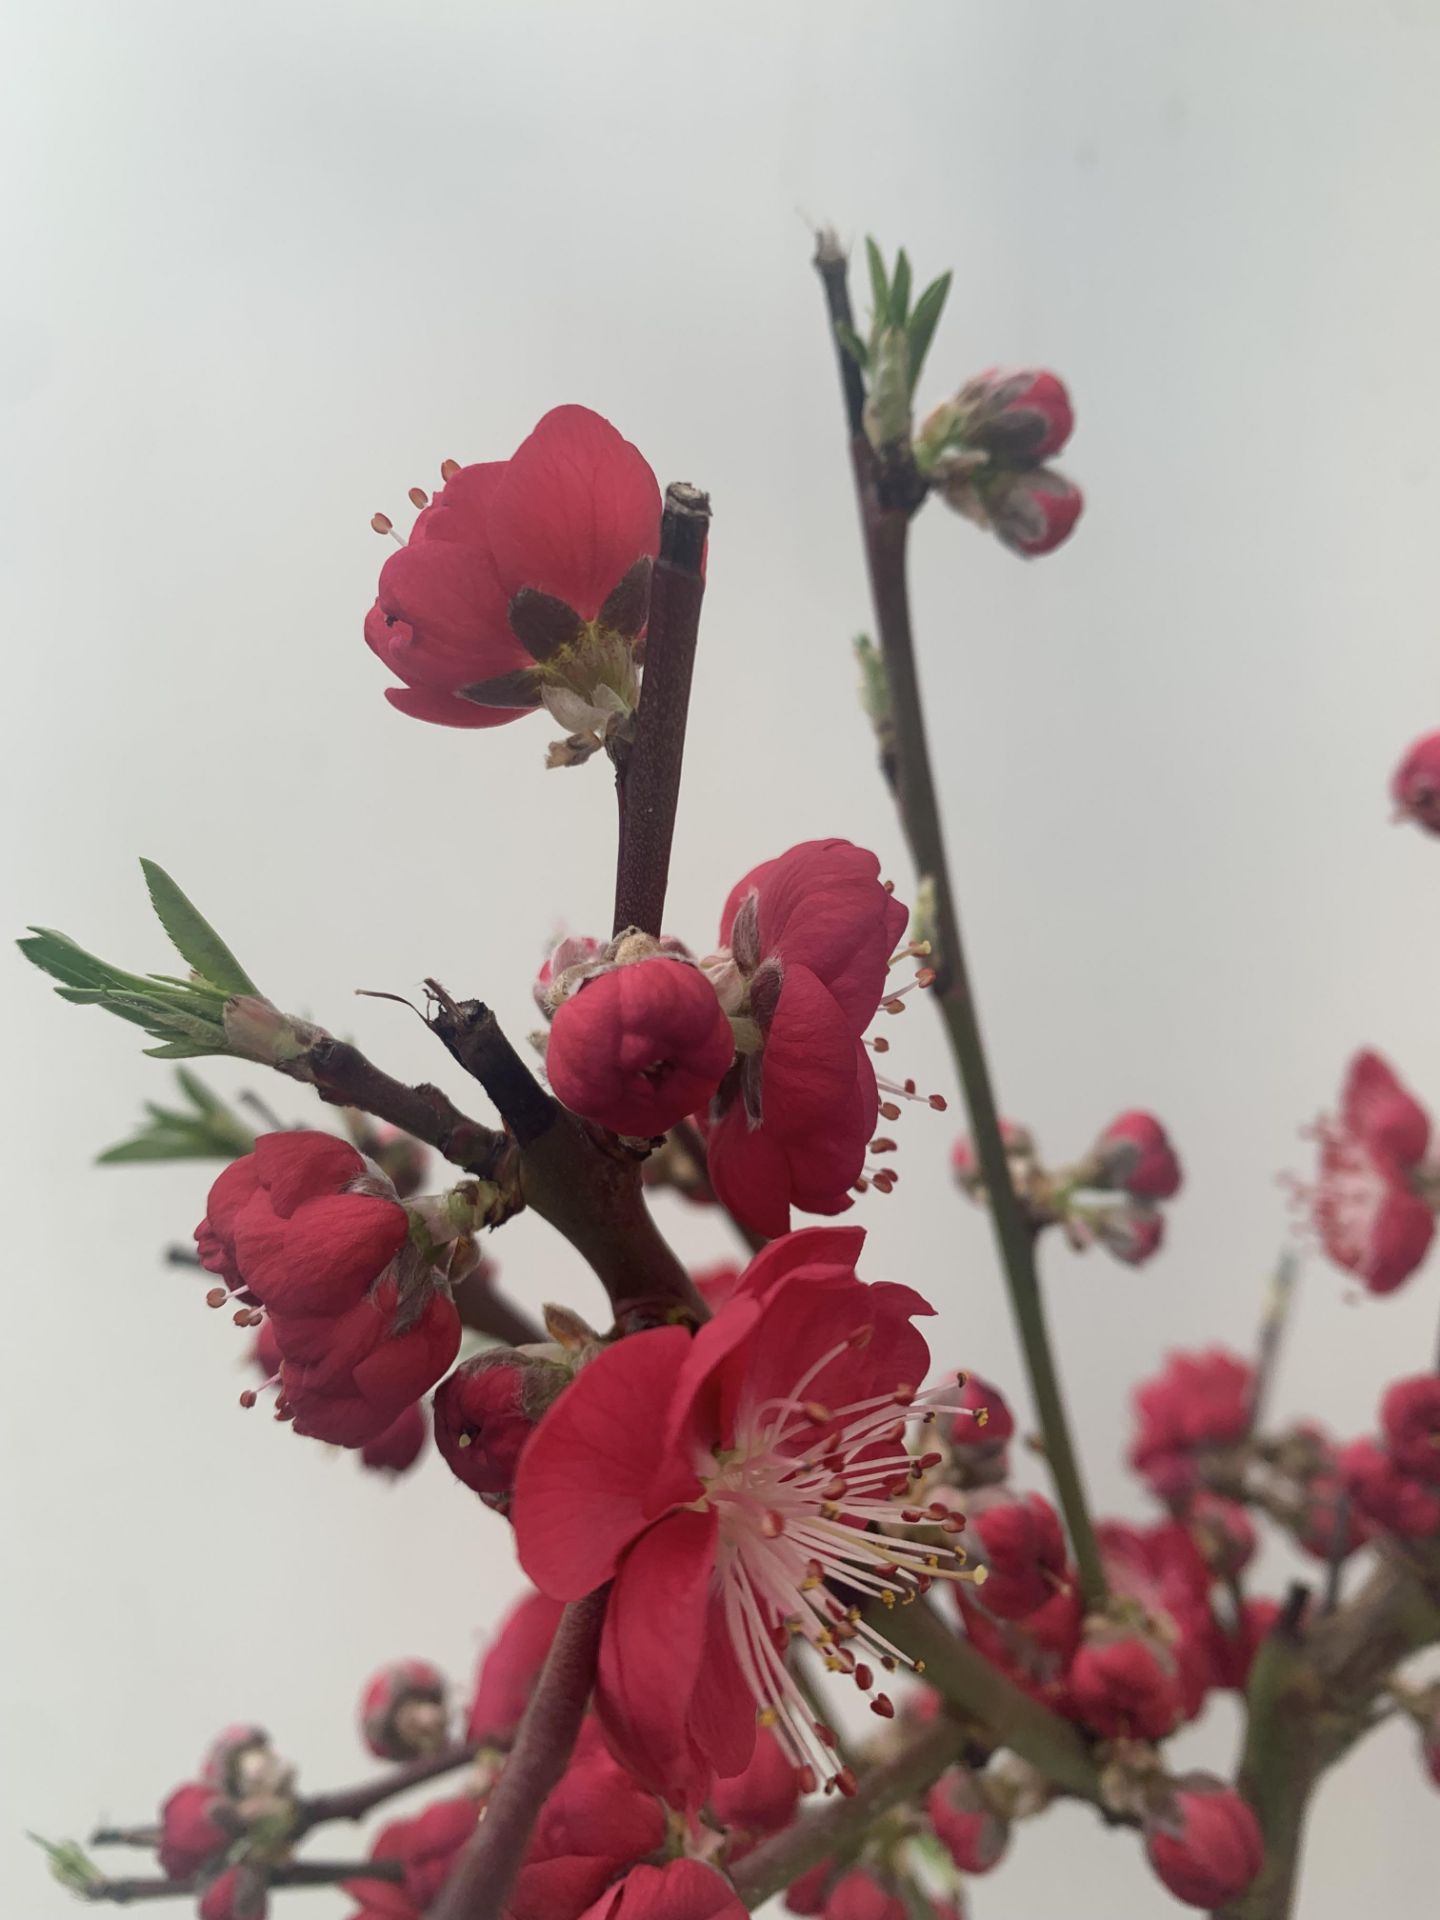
966, 1492, 1067, 1620
1129, 1349, 1254, 1499
1340, 1437, 1440, 1537
513, 1227, 944, 1803
1380, 1375, 1440, 1483
366, 406, 660, 730
1096, 1521, 1216, 1720
434, 1347, 571, 1510
548, 958, 734, 1140
157, 1784, 235, 1881
1067, 1631, 1181, 1741
1092, 1111, 1182, 1200
1391, 731, 1440, 835
467, 1589, 565, 1748
360, 1402, 429, 1477
575, 1860, 747, 1920
926, 1769, 1009, 1873
275, 1274, 461, 1450
1143, 1776, 1264, 1909
701, 842, 909, 1238
507, 1729, 665, 1920
359, 1659, 450, 1761
1309, 1050, 1435, 1294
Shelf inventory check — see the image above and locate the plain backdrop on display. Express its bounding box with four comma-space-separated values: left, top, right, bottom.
4, 2, 1440, 1914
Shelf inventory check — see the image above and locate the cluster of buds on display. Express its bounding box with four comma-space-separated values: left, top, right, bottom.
914, 368, 1083, 556
138, 1728, 297, 1919
952, 1109, 1182, 1266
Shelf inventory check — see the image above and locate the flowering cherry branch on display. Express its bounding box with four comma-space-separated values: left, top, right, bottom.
813, 231, 1106, 1609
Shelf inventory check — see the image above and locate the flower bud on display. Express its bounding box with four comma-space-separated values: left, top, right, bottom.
1380, 1374, 1440, 1483
925, 1768, 1010, 1874
1340, 1436, 1440, 1538
360, 1658, 450, 1760
919, 368, 1074, 469
967, 1491, 1067, 1619
950, 1121, 1035, 1196
1296, 1470, 1374, 1561
942, 465, 1083, 557
1089, 1200, 1166, 1266
1091, 1111, 1182, 1200
1391, 731, 1440, 835
157, 1784, 237, 1881
1186, 1492, 1258, 1577
1068, 1629, 1181, 1741
546, 956, 734, 1139
433, 1346, 571, 1510
199, 1726, 280, 1799
949, 1370, 1015, 1472
1143, 1775, 1264, 1908
822, 1869, 905, 1920
220, 997, 322, 1068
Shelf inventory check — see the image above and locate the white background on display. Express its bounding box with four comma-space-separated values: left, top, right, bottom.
4, 2, 1440, 1913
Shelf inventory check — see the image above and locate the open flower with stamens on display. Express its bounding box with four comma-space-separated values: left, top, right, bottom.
365, 405, 660, 739
513, 1226, 966, 1805
697, 842, 912, 1238
1305, 1049, 1436, 1294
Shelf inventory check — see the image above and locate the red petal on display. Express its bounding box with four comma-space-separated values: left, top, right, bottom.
489, 406, 661, 620
377, 538, 521, 685
595, 1508, 719, 1805
514, 1326, 695, 1598
253, 1130, 365, 1215
266, 1194, 409, 1315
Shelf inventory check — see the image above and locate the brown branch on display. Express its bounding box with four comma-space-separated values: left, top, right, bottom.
429, 1589, 609, 1920
293, 1740, 480, 1834
88, 1828, 160, 1850
612, 483, 712, 937
297, 1034, 511, 1181
731, 1712, 970, 1908
452, 1269, 543, 1347
813, 234, 1106, 1610
79, 1860, 403, 1904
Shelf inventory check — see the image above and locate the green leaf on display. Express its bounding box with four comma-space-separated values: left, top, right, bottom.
139, 859, 257, 995
865, 236, 890, 326
20, 929, 155, 996
176, 1066, 227, 1116
142, 1039, 231, 1059
890, 247, 912, 326
28, 1833, 100, 1897
100, 992, 229, 1047
905, 271, 952, 395
97, 1133, 215, 1164
833, 320, 869, 371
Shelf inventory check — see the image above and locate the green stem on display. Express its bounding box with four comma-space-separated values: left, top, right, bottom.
815, 242, 1106, 1610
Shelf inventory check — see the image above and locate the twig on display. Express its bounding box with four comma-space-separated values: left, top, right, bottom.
731, 1712, 970, 1908
293, 1740, 479, 1833
813, 234, 1106, 1609
612, 484, 712, 937
88, 1828, 160, 1850
429, 1589, 609, 1920
297, 1034, 510, 1182
1322, 1493, 1351, 1616
79, 1860, 402, 1904
452, 1269, 543, 1348
1246, 1248, 1299, 1438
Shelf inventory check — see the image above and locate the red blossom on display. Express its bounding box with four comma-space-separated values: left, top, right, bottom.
1309, 1051, 1435, 1294
360, 1402, 430, 1476
1380, 1375, 1440, 1483
701, 841, 909, 1238
1096, 1520, 1216, 1720
274, 1274, 461, 1450
1092, 1110, 1183, 1200
966, 1491, 1067, 1620
1143, 1777, 1264, 1909
1340, 1436, 1440, 1537
434, 1347, 570, 1510
506, 1727, 666, 1920
345, 1796, 480, 1916
366, 406, 660, 730
964, 466, 1083, 557
1391, 731, 1440, 835
1295, 1470, 1375, 1562
512, 1227, 939, 1803
820, 1870, 905, 1920
1067, 1631, 1181, 1741
157, 1784, 235, 1882
467, 1588, 566, 1749
575, 1859, 747, 1920
1184, 1492, 1258, 1578
926, 1769, 1009, 1873
1129, 1349, 1254, 1500
548, 958, 734, 1139
359, 1659, 449, 1761
951, 368, 1075, 464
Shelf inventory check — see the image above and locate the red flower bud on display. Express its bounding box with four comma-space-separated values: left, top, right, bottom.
198, 1868, 267, 1920
1186, 1492, 1258, 1577
157, 1784, 236, 1881
1068, 1631, 1181, 1741
950, 1370, 1015, 1455
434, 1347, 571, 1510
198, 1726, 279, 1799
360, 1659, 450, 1761
968, 1491, 1067, 1619
467, 1589, 566, 1748
1296, 1470, 1374, 1561
1144, 1776, 1264, 1908
952, 367, 1075, 464
275, 1280, 461, 1449
1130, 1349, 1254, 1499
925, 1768, 1010, 1874
360, 1401, 429, 1476
1391, 731, 1440, 835
1090, 1200, 1166, 1266
1340, 1436, 1440, 1537
821, 1870, 905, 1920
945, 465, 1083, 557
1092, 1111, 1182, 1200
950, 1120, 1035, 1195
547, 957, 734, 1139
1380, 1374, 1440, 1483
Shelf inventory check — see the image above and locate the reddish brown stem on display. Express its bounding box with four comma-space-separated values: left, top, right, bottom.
293, 1740, 479, 1833
429, 1590, 609, 1920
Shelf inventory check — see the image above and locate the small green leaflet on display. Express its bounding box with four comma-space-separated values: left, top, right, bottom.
139, 859, 258, 995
